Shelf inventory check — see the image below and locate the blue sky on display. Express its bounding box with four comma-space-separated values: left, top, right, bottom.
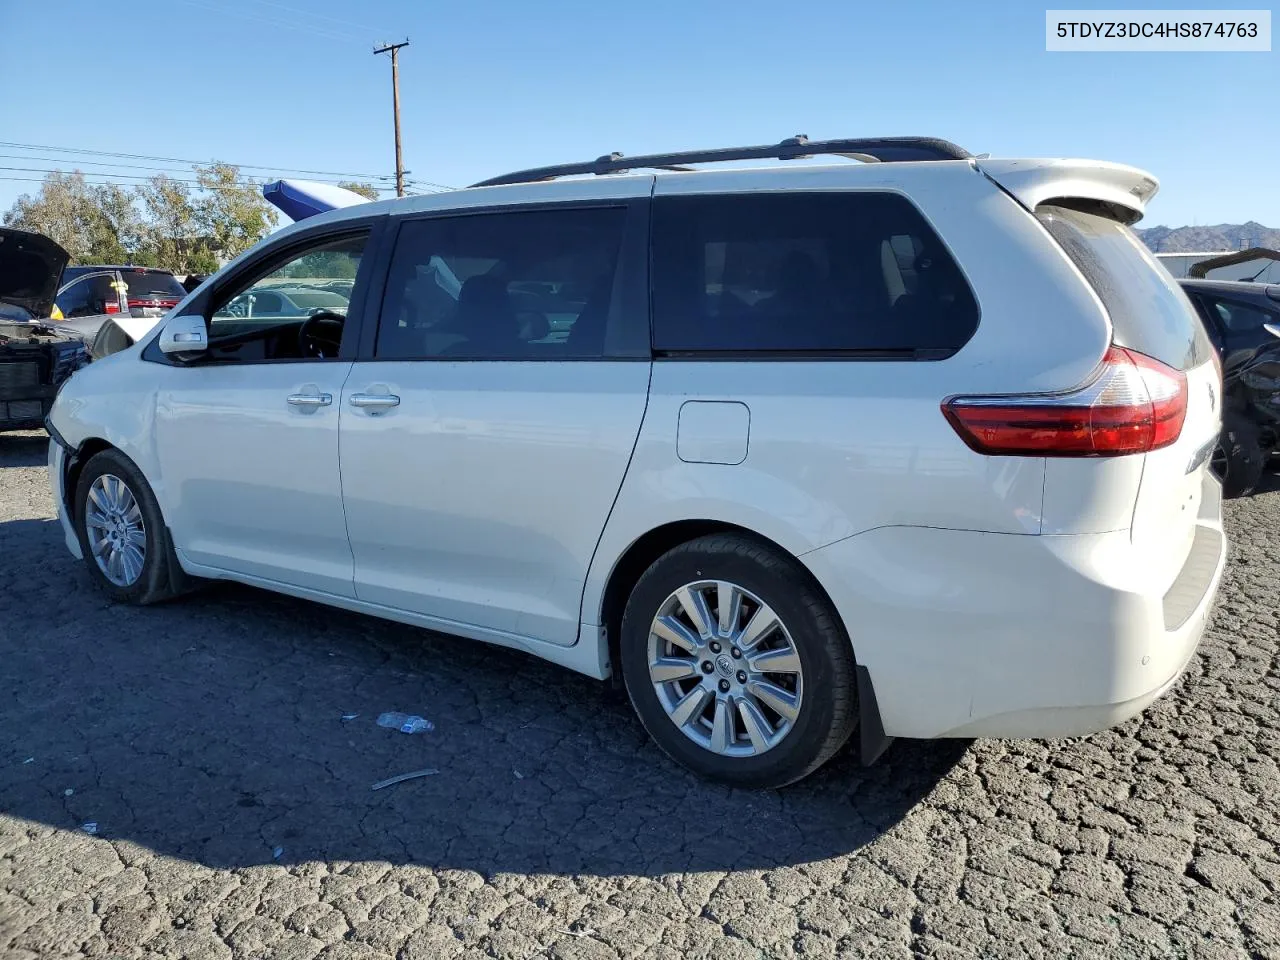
0, 0, 1275, 228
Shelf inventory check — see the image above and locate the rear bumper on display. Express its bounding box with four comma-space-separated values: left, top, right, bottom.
803, 474, 1227, 741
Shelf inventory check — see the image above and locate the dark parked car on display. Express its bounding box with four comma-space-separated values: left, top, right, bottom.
1180, 278, 1280, 496
55, 265, 187, 321
0, 229, 89, 431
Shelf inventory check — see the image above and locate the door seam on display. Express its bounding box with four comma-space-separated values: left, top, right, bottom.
335, 361, 360, 596
575, 361, 654, 634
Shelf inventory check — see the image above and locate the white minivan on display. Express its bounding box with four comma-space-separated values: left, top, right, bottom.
46, 136, 1227, 787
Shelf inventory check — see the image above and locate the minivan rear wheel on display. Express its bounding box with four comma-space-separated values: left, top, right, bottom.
619, 534, 857, 788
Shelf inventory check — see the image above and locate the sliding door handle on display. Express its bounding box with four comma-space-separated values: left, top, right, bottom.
349, 393, 401, 411
287, 393, 333, 407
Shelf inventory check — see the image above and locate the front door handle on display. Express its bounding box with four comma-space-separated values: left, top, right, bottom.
349, 393, 401, 412
287, 393, 333, 407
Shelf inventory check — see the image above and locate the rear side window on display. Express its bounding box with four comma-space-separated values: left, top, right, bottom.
55, 275, 120, 318
1036, 204, 1213, 370
650, 192, 979, 356
376, 207, 626, 360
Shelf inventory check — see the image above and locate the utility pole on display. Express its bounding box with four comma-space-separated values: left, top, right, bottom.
373, 39, 410, 197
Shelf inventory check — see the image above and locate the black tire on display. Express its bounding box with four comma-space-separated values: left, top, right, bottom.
74, 448, 181, 605
619, 534, 858, 789
1214, 419, 1266, 499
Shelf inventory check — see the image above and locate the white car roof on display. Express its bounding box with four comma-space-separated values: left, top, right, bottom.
288, 151, 1158, 239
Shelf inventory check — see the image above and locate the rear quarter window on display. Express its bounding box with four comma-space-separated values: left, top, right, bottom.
1036, 204, 1214, 370
650, 191, 979, 357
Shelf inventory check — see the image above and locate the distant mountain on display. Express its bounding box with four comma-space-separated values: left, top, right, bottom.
1135, 221, 1280, 254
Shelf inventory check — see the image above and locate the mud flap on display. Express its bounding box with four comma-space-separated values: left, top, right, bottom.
857, 664, 894, 765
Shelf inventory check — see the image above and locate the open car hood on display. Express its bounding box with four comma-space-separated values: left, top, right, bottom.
0, 228, 69, 319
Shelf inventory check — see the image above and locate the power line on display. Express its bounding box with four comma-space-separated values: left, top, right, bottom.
404, 179, 456, 192
0, 164, 398, 189
173, 0, 360, 44
0, 140, 395, 180
0, 174, 400, 195
0, 153, 209, 174
0, 175, 299, 193
245, 0, 392, 36
0, 153, 394, 185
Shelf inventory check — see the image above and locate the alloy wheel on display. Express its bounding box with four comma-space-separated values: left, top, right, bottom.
84, 473, 147, 587
646, 579, 803, 757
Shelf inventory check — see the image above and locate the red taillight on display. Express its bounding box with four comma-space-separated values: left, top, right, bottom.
103, 302, 120, 314
943, 346, 1188, 457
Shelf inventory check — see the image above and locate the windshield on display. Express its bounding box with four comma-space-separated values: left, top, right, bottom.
122, 270, 186, 299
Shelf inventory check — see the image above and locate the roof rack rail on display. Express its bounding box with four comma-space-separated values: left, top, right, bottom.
470, 135, 972, 188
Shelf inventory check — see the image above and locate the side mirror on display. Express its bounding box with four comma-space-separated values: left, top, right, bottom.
158, 314, 208, 355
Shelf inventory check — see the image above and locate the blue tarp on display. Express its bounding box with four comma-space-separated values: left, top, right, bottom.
261, 179, 373, 221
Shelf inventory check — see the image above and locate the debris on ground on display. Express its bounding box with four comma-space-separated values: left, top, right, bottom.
22, 757, 33, 764
80, 822, 97, 835
63, 788, 73, 797
340, 713, 358, 722
514, 769, 524, 779
272, 846, 283, 860
375, 712, 434, 734
371, 768, 439, 791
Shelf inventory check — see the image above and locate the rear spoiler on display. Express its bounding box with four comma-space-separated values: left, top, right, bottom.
975, 158, 1159, 224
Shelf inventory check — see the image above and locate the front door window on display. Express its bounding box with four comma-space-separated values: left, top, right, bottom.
205, 233, 367, 362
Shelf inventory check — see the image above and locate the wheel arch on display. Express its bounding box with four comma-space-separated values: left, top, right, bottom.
62, 437, 116, 523
62, 437, 193, 599
595, 518, 891, 764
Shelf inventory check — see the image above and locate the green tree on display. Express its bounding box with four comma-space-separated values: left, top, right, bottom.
137, 175, 218, 274
192, 162, 278, 265
3, 162, 278, 273
2, 171, 144, 264
337, 181, 381, 201
282, 250, 360, 279
92, 183, 146, 263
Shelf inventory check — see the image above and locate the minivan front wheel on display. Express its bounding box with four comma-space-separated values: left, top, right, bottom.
620, 534, 858, 788
74, 448, 181, 605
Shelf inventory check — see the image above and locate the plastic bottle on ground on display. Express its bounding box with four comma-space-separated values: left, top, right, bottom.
376, 712, 434, 734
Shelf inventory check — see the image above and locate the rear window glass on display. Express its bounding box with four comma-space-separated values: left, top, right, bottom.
122, 270, 186, 299
1036, 204, 1213, 370
650, 192, 979, 356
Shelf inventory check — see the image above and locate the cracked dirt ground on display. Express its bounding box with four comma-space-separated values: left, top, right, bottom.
1, 429, 1278, 960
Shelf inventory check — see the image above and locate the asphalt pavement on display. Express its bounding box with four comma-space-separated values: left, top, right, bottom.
1, 429, 1278, 959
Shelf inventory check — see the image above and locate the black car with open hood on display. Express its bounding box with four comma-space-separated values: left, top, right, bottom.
0, 228, 89, 432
